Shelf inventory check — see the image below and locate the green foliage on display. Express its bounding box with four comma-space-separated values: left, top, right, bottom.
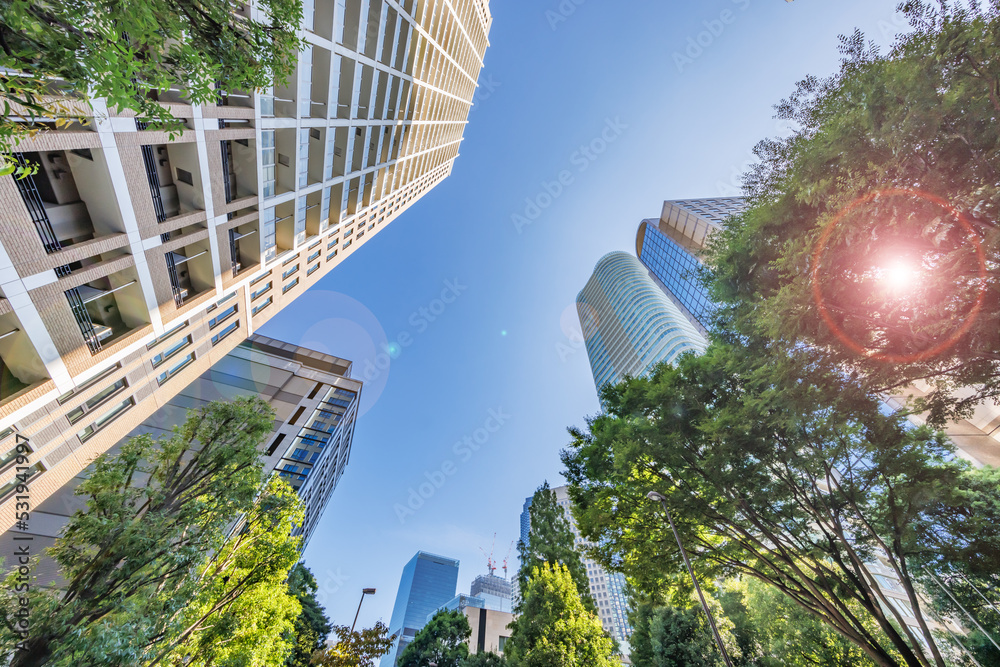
285, 564, 333, 667
461, 652, 507, 667
563, 341, 1000, 667
705, 1, 1000, 426
0, 397, 279, 667
154, 477, 306, 666
398, 609, 470, 667
0, 0, 304, 172
727, 578, 876, 667
504, 563, 618, 667
629, 603, 719, 667
311, 621, 396, 667
516, 482, 594, 614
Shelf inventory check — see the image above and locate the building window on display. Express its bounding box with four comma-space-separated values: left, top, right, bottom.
151, 335, 193, 368
0, 435, 29, 471
307, 263, 320, 276
343, 239, 352, 249
146, 322, 189, 350
308, 250, 321, 263
57, 362, 123, 404
282, 278, 299, 294
67, 378, 129, 424
327, 252, 338, 262
208, 304, 238, 329
78, 397, 135, 442
251, 282, 272, 300
211, 320, 239, 346
0, 462, 45, 501
261, 130, 276, 198
250, 270, 272, 287
157, 352, 195, 385
252, 296, 273, 316
282, 264, 299, 279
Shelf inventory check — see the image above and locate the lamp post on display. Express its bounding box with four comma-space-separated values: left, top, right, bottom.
351, 587, 377, 633
646, 491, 733, 667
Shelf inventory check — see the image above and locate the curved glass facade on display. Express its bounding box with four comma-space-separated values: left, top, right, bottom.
638, 221, 716, 330
576, 252, 706, 395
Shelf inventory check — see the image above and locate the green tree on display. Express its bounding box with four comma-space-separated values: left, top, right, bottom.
563, 342, 1000, 667
705, 2, 1000, 426
461, 652, 507, 667
516, 482, 594, 613
0, 0, 304, 175
285, 564, 333, 667
504, 563, 618, 667
0, 397, 279, 667
398, 609, 470, 667
311, 621, 396, 667
152, 477, 306, 666
629, 603, 719, 667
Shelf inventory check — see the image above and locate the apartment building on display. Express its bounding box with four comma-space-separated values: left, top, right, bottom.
0, 0, 493, 531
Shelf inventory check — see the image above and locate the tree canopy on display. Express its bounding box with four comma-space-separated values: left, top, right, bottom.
629, 603, 719, 667
0, 0, 304, 174
284, 564, 333, 667
563, 341, 1000, 667
516, 482, 594, 614
311, 621, 396, 667
705, 0, 1000, 426
398, 609, 470, 667
504, 563, 618, 667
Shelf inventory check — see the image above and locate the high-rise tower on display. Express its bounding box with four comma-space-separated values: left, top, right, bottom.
0, 0, 493, 530
576, 252, 705, 397
383, 551, 461, 666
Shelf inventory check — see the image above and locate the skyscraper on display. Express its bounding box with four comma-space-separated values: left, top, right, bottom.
576, 252, 706, 396
0, 0, 493, 531
383, 551, 461, 666
636, 197, 746, 333
518, 485, 632, 647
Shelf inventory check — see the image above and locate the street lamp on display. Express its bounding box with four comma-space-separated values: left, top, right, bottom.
351, 587, 377, 633
646, 491, 733, 667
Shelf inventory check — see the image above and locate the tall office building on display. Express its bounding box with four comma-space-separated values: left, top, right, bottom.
518, 485, 632, 647
576, 252, 706, 395
0, 333, 361, 582
0, 0, 492, 531
636, 197, 747, 333
383, 551, 461, 666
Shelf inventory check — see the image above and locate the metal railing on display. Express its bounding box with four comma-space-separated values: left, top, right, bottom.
140, 145, 167, 223
165, 252, 184, 307
13, 153, 63, 254
65, 287, 102, 354
220, 140, 234, 204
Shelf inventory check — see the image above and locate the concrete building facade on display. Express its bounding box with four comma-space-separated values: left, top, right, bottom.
0, 0, 492, 530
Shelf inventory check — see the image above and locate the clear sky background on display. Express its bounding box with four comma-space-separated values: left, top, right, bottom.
260, 0, 908, 632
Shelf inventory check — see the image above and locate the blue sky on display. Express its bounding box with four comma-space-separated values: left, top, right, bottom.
260, 0, 908, 631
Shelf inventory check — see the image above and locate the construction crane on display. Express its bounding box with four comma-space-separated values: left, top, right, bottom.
478, 533, 497, 576
501, 540, 514, 580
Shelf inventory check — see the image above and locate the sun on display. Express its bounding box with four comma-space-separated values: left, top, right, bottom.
880, 260, 917, 293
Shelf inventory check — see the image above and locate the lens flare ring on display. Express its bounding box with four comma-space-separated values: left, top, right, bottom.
809, 188, 987, 364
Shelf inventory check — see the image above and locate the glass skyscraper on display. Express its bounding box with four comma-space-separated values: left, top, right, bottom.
382, 551, 460, 666
636, 198, 747, 332
576, 251, 706, 395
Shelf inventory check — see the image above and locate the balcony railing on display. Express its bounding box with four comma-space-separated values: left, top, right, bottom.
13, 153, 73, 277
65, 287, 103, 354
228, 228, 256, 277
165, 249, 208, 307
140, 145, 167, 223
220, 140, 234, 204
